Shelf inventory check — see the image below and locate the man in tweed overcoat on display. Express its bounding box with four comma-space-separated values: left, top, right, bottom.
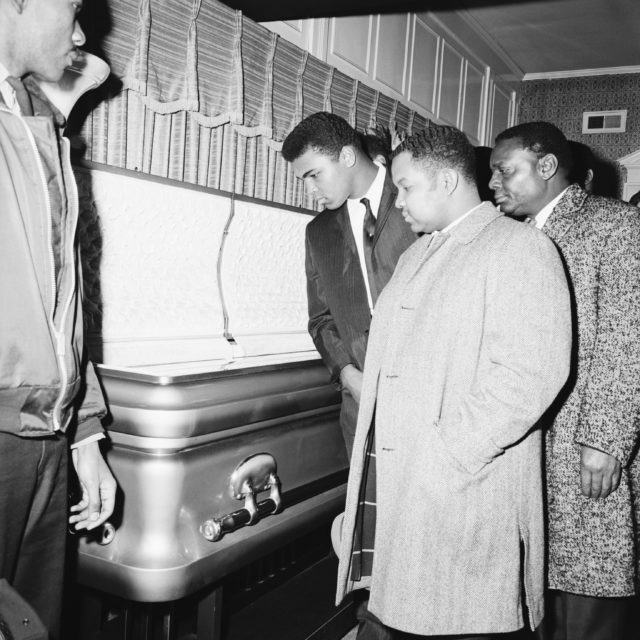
491, 121, 640, 640
336, 124, 572, 638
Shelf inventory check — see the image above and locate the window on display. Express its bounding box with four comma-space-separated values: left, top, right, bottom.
582, 110, 627, 134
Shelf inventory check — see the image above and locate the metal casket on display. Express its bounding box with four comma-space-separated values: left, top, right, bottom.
77, 359, 347, 603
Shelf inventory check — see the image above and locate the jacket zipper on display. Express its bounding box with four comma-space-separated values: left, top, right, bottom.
54, 137, 78, 429
5, 106, 71, 431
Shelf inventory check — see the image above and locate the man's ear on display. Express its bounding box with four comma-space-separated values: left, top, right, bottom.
441, 168, 459, 195
537, 153, 559, 181
585, 168, 595, 192
339, 146, 357, 169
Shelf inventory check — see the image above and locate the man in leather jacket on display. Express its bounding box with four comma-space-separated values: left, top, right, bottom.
0, 0, 116, 637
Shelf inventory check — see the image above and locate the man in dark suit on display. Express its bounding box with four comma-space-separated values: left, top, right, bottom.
282, 112, 416, 457
490, 121, 640, 640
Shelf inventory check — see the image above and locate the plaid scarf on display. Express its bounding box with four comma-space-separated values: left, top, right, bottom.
0, 615, 13, 640
349, 422, 377, 582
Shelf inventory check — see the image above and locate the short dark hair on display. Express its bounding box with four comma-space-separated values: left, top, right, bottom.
359, 131, 391, 165
474, 146, 495, 203
391, 123, 476, 183
281, 112, 362, 162
568, 140, 594, 188
495, 121, 573, 176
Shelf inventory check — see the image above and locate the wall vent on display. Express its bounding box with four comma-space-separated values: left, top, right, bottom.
582, 109, 627, 134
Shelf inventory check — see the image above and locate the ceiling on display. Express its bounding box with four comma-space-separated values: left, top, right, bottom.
222, 0, 640, 76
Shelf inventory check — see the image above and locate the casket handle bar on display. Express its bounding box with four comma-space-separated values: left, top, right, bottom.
69, 521, 116, 545
98, 522, 117, 545
200, 453, 282, 542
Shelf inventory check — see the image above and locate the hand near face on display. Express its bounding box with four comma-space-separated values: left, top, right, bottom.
580, 445, 621, 500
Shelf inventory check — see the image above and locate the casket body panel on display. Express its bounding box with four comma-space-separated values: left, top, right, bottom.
78, 360, 346, 603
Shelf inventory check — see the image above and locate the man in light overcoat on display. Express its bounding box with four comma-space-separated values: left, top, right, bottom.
336, 124, 572, 638
491, 121, 640, 640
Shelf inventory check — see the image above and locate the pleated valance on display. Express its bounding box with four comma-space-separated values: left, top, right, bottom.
78, 0, 429, 208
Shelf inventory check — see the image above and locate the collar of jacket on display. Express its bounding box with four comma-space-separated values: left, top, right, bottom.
543, 183, 587, 243
21, 75, 66, 128
444, 202, 503, 246
336, 168, 401, 254
371, 170, 398, 241
404, 203, 501, 281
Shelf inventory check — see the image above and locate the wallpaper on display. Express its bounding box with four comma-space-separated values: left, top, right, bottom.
518, 73, 640, 195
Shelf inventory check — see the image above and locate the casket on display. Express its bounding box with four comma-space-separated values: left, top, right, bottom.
72, 359, 350, 639
77, 358, 346, 601
70, 165, 354, 638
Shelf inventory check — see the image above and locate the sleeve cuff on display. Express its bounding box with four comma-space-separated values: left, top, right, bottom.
70, 432, 106, 450
575, 415, 636, 467
328, 353, 352, 384
71, 416, 105, 445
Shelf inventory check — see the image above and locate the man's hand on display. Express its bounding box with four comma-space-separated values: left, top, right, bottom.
69, 441, 117, 530
340, 364, 363, 404
580, 445, 621, 500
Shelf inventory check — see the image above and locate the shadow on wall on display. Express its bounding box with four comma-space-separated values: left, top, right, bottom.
66, 0, 122, 157
569, 140, 621, 198
474, 146, 496, 204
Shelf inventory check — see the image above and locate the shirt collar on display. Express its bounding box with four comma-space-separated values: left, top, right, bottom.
0, 65, 65, 125
0, 61, 16, 112
0, 61, 11, 85
347, 161, 386, 217
531, 188, 569, 229
435, 201, 485, 235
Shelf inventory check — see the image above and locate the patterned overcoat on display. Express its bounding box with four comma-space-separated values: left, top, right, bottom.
336, 204, 572, 635
543, 184, 640, 597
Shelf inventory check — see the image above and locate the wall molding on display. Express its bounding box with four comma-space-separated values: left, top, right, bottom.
619, 149, 640, 166
425, 10, 524, 85
524, 65, 640, 81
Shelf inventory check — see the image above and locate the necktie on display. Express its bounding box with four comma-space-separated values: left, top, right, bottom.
6, 76, 33, 116
360, 197, 379, 306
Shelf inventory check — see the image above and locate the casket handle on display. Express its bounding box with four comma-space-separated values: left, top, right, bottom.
200, 453, 282, 542
68, 520, 116, 544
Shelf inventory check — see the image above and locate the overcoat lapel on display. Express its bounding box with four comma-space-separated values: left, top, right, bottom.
404, 204, 502, 282
403, 233, 448, 282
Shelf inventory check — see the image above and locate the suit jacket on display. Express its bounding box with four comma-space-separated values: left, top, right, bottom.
542, 184, 640, 597
305, 169, 416, 454
336, 204, 572, 635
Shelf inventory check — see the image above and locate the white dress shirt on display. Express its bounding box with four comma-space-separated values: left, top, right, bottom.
346, 162, 386, 313
0, 61, 22, 114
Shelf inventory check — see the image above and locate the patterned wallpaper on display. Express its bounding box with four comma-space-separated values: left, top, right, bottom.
518, 73, 640, 193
